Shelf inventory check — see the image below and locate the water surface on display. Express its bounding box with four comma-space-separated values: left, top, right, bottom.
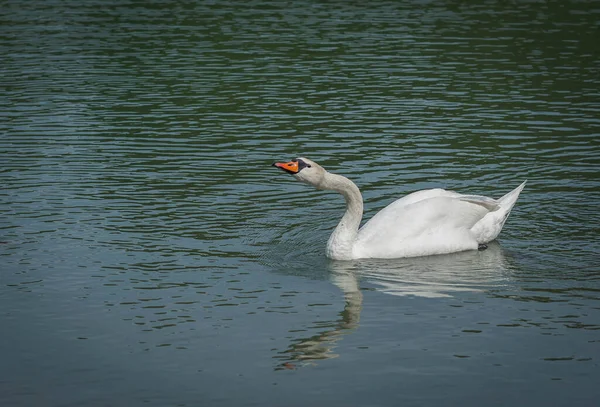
1, 0, 599, 406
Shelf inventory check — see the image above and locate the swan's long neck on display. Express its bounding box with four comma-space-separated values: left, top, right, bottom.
321, 172, 364, 260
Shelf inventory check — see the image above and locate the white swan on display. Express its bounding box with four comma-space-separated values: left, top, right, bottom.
273, 157, 526, 260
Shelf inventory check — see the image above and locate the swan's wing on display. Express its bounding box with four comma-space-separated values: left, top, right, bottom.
360, 196, 492, 240
360, 190, 497, 234
356, 196, 493, 258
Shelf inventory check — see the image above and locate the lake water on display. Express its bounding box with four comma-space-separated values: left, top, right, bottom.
1, 0, 599, 406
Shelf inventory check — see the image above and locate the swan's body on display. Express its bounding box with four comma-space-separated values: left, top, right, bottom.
273, 158, 526, 260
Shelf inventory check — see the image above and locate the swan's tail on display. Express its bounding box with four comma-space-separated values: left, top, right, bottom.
471, 181, 526, 244
498, 180, 527, 211
494, 180, 527, 233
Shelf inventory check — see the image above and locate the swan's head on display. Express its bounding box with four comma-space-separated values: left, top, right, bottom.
272, 157, 327, 188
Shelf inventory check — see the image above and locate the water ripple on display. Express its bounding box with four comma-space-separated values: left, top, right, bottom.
1, 1, 599, 404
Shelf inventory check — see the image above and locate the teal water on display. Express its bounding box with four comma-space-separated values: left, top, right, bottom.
1, 1, 599, 406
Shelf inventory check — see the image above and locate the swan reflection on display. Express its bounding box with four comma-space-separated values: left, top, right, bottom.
274, 271, 362, 370
275, 242, 513, 369
333, 241, 514, 298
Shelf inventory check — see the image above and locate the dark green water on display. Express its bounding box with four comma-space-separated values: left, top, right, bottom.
1, 1, 599, 406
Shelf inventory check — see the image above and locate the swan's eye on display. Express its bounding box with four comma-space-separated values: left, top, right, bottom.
297, 159, 311, 171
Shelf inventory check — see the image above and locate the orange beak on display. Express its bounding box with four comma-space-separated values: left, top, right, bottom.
272, 160, 300, 174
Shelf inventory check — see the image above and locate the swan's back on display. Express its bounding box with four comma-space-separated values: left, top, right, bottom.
354, 183, 526, 259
